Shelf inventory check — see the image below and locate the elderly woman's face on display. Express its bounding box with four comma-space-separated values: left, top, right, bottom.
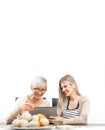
31, 86, 47, 98
60, 82, 74, 97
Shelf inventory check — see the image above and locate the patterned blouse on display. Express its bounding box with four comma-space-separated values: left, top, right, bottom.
62, 99, 80, 119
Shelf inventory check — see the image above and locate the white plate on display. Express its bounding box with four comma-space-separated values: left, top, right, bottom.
11, 125, 51, 130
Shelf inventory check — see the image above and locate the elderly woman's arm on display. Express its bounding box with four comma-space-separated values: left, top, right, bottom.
6, 96, 26, 124
6, 107, 21, 124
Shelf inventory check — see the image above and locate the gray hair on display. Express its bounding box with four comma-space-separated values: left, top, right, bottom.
31, 76, 47, 88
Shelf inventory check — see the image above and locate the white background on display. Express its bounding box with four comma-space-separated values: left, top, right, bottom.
0, 0, 105, 123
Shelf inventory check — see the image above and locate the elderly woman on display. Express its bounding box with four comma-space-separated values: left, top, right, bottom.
49, 74, 90, 125
6, 76, 50, 124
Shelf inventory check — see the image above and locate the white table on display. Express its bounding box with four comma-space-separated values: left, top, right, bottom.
0, 124, 105, 130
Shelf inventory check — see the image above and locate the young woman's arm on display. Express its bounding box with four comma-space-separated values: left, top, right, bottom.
63, 96, 90, 125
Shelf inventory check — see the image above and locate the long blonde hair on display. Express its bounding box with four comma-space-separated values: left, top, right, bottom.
57, 74, 81, 111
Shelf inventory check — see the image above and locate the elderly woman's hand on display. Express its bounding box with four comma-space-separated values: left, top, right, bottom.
19, 102, 35, 111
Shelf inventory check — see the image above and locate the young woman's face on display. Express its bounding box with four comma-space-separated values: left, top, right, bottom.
60, 82, 74, 97
31, 86, 47, 99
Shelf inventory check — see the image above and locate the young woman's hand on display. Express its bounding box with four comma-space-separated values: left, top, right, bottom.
48, 116, 55, 124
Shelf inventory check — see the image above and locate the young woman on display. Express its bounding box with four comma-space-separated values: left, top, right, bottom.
6, 76, 50, 124
49, 74, 90, 125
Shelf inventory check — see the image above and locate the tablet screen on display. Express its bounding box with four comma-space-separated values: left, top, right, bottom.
30, 107, 57, 118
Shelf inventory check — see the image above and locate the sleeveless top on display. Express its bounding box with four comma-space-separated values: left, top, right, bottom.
62, 99, 80, 119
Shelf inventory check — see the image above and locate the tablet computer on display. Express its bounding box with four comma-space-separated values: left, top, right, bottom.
30, 106, 57, 118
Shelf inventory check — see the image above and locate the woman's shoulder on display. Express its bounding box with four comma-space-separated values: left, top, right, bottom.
15, 95, 29, 104
40, 99, 50, 106
79, 95, 90, 103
